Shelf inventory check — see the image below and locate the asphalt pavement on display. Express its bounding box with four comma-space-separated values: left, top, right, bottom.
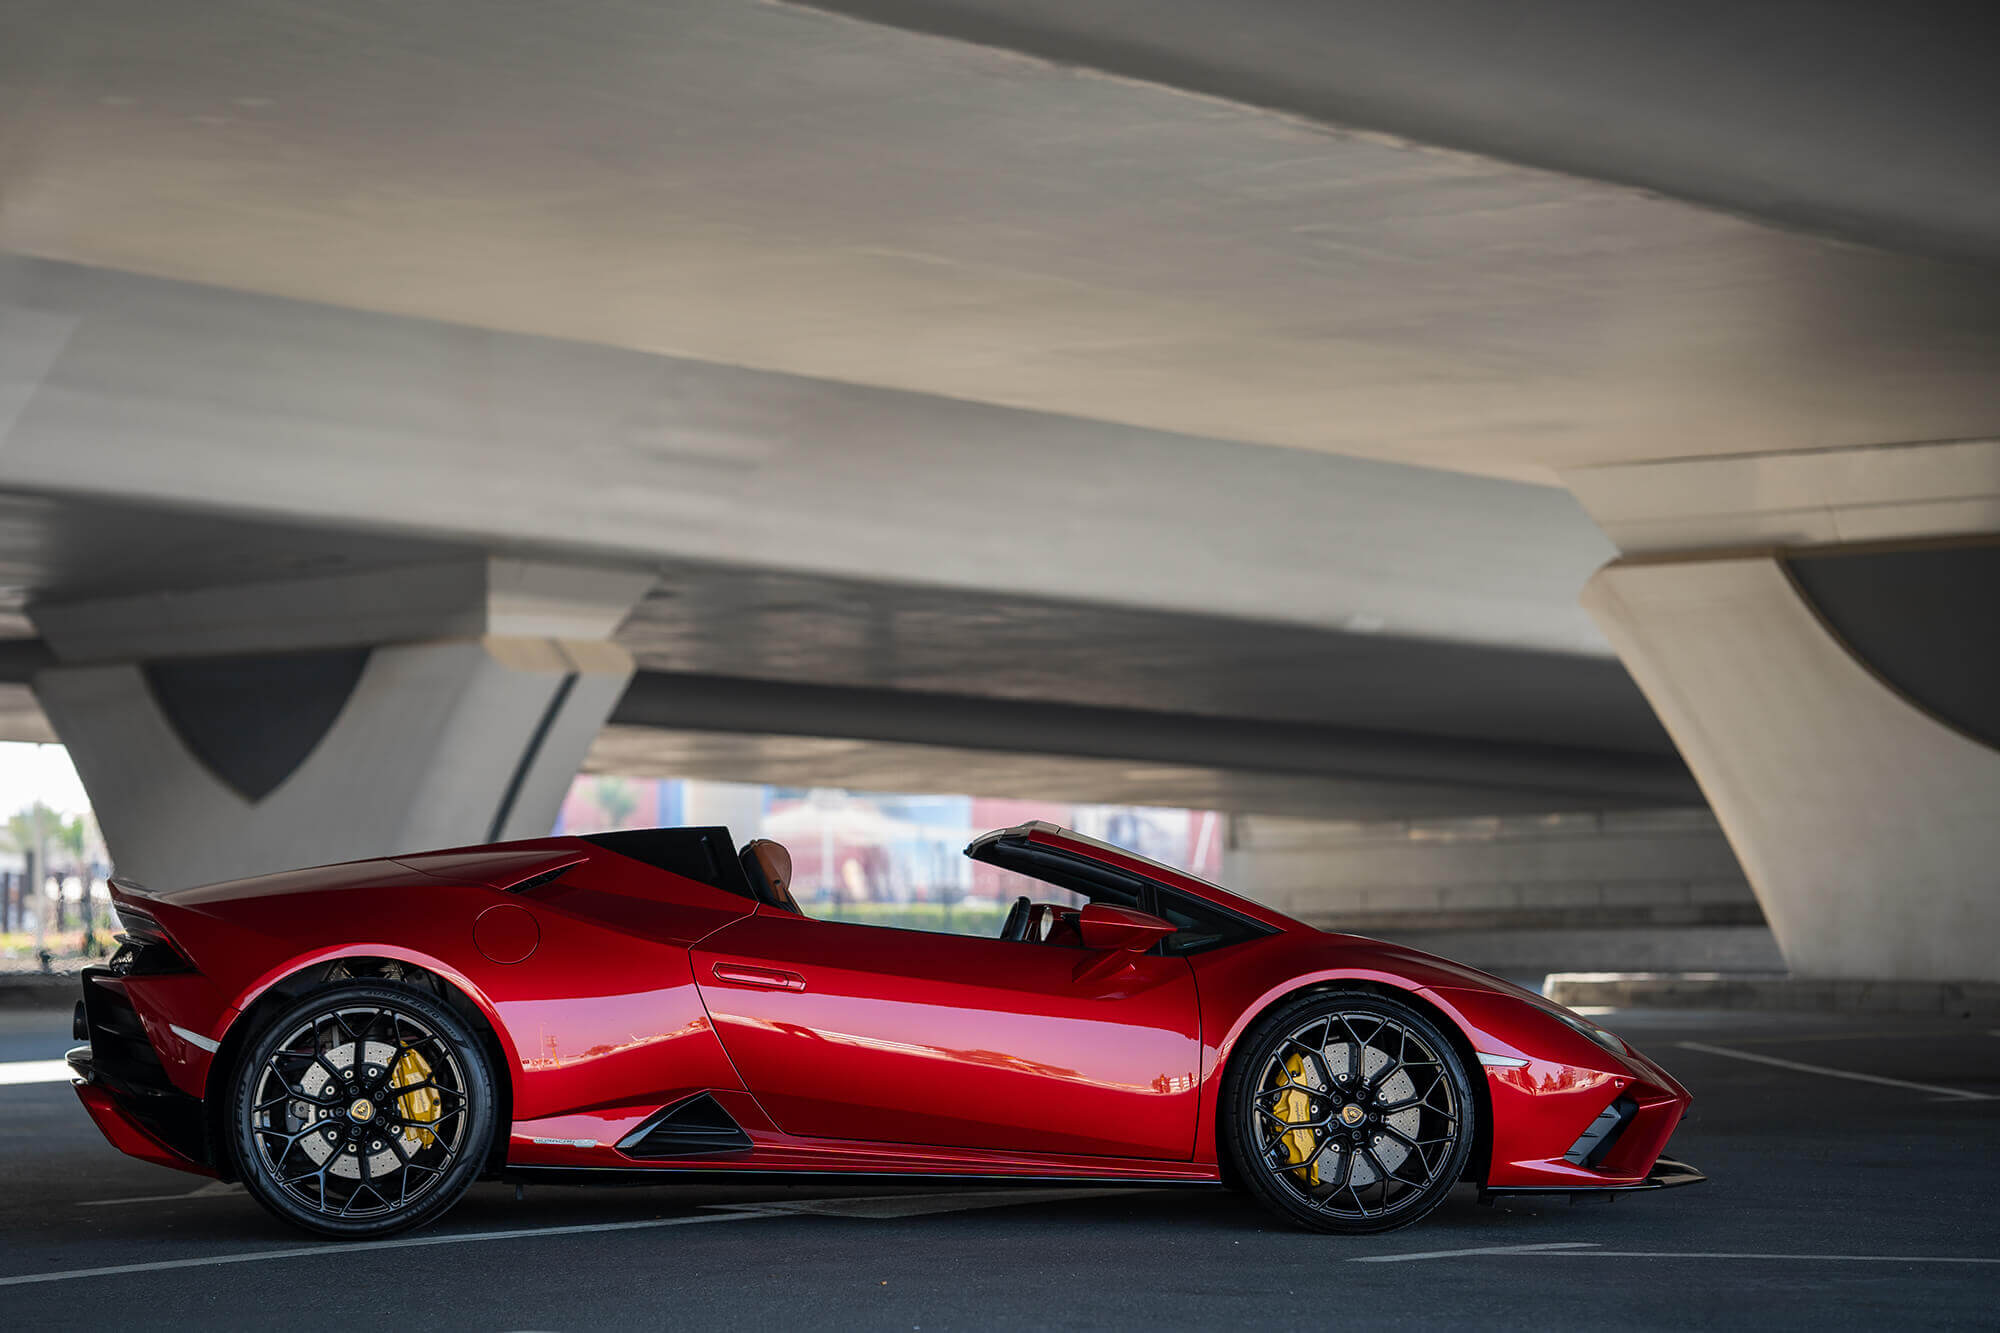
2, 1004, 1996, 1330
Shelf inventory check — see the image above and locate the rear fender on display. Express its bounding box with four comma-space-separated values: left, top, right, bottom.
213, 944, 523, 1101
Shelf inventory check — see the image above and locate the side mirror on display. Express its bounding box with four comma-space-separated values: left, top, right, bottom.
1076, 903, 1176, 953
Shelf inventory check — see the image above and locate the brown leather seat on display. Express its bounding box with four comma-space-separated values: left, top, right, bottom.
741, 839, 801, 914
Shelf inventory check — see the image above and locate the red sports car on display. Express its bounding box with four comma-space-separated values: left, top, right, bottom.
69, 821, 1701, 1237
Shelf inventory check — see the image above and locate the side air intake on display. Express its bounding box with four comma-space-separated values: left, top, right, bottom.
616, 1094, 753, 1159
1563, 1096, 1639, 1167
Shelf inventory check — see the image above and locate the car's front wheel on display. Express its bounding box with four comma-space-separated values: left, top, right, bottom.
230, 981, 497, 1238
1221, 989, 1476, 1234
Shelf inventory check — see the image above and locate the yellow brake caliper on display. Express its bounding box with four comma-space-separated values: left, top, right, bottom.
392, 1047, 441, 1148
1271, 1053, 1321, 1185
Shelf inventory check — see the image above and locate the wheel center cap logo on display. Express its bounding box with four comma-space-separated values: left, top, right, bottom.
350, 1098, 375, 1122
1340, 1104, 1365, 1126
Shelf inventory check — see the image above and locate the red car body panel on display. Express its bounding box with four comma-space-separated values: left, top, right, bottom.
74, 1081, 218, 1178
73, 823, 1693, 1198
694, 905, 1201, 1158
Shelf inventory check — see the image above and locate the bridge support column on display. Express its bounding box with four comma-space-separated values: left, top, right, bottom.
29, 558, 650, 889
1569, 441, 2000, 983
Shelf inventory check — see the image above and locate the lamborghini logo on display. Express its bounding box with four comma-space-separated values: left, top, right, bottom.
1339, 1104, 1365, 1126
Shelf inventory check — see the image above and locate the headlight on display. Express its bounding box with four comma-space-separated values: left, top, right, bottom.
1551, 1008, 1628, 1057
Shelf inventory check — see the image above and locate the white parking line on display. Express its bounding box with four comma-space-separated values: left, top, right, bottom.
1545, 1250, 2000, 1264
5, 1187, 1151, 1287
0, 1209, 777, 1288
1356, 1242, 2000, 1266
77, 1182, 240, 1207
0, 1059, 74, 1086
1722, 1030, 1958, 1047
1673, 1041, 1998, 1102
1352, 1242, 1597, 1263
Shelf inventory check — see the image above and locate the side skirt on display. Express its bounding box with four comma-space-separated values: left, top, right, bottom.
498, 1165, 1226, 1191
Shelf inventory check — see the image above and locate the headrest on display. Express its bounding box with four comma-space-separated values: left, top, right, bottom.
742, 838, 799, 913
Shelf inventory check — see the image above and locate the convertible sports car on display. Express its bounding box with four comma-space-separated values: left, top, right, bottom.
69, 821, 1701, 1237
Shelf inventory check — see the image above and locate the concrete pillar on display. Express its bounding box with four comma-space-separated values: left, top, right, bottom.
1580, 553, 1999, 983
29, 558, 651, 889
1565, 439, 2000, 983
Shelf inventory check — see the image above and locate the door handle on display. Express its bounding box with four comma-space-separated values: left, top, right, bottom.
710, 963, 807, 991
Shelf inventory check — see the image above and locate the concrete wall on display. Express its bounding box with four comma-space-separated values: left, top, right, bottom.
1227, 808, 1757, 926
1224, 807, 1778, 977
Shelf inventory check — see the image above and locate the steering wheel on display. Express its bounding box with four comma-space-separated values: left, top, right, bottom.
999, 895, 1032, 942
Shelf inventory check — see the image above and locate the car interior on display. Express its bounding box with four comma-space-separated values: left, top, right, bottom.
736, 835, 1263, 957
739, 835, 1085, 941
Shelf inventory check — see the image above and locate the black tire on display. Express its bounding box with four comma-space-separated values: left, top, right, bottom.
230, 981, 497, 1239
1221, 989, 1475, 1234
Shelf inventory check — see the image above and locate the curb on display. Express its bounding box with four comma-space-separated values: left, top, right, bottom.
0, 974, 82, 1010
1543, 971, 2000, 1019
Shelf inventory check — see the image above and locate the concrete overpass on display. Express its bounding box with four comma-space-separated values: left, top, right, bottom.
1, 1, 1995, 981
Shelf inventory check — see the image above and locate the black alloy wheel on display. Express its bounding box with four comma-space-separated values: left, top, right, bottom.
230, 981, 496, 1238
1222, 989, 1476, 1234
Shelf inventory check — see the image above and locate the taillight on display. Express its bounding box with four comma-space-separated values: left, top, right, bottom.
111, 905, 193, 974
113, 903, 171, 947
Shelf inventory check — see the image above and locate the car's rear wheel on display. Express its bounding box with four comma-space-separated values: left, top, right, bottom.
1222, 990, 1475, 1234
230, 981, 496, 1238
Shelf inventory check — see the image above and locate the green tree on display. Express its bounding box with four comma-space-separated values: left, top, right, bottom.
595, 778, 640, 830
4, 803, 87, 939
4, 804, 86, 866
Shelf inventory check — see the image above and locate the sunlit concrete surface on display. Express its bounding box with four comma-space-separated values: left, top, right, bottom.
0, 257, 1624, 652
3, 1005, 1996, 1328
6, 5, 2000, 477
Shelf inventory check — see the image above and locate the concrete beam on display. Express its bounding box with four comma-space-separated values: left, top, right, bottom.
609, 670, 1699, 806
28, 557, 655, 662
1563, 438, 2000, 556
0, 257, 1618, 657
9, 6, 2000, 482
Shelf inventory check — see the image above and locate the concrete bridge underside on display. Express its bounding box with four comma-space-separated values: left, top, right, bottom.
2, 1, 1996, 980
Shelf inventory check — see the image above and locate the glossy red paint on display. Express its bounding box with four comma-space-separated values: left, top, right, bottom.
694, 906, 1201, 1158
100, 970, 227, 1100
1073, 903, 1178, 952
75, 822, 1694, 1201
73, 1081, 217, 1177
1427, 980, 1691, 1189
473, 903, 540, 964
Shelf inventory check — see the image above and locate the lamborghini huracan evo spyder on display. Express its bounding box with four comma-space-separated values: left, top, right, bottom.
68, 821, 1702, 1237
